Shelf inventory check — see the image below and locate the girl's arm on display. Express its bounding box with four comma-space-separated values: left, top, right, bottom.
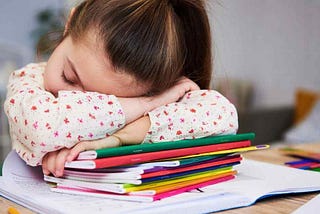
143, 90, 238, 143
4, 63, 126, 166
44, 90, 238, 177
5, 63, 198, 166
67, 90, 238, 160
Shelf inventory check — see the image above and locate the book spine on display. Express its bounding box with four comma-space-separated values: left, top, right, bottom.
94, 140, 251, 169
96, 133, 255, 158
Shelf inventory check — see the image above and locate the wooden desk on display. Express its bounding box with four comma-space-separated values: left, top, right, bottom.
215, 142, 320, 214
1, 143, 319, 214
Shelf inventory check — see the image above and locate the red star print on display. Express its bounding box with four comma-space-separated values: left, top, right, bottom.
77, 135, 83, 141
64, 118, 70, 124
45, 123, 51, 129
66, 132, 72, 138
19, 71, 26, 77
190, 108, 196, 113
89, 113, 96, 119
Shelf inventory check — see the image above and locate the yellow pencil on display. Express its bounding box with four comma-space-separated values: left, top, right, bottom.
7, 207, 20, 214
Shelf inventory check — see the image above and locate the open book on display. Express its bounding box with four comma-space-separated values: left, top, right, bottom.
1, 151, 320, 214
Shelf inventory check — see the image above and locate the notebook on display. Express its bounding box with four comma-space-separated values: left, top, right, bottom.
65, 140, 251, 169
77, 133, 255, 160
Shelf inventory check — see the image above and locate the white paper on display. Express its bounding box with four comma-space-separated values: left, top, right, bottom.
292, 193, 320, 214
1, 151, 320, 214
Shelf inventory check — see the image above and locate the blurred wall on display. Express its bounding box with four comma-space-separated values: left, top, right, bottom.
0, 0, 319, 109
210, 0, 320, 109
0, 0, 64, 64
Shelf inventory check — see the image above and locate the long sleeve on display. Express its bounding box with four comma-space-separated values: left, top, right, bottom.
143, 90, 238, 143
4, 63, 125, 166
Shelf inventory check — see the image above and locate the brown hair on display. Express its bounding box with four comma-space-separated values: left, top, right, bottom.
54, 0, 212, 94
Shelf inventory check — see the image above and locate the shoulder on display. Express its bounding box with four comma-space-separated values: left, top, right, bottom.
181, 89, 231, 102
11, 62, 47, 77
23, 62, 47, 72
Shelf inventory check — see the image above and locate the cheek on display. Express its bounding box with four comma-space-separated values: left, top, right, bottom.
43, 71, 63, 96
44, 63, 68, 96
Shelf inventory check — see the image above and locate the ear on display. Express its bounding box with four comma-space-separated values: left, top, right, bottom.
64, 7, 76, 36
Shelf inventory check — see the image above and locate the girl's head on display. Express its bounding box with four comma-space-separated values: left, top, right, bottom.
44, 0, 212, 97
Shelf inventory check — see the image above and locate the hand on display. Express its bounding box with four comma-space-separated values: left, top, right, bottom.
42, 148, 72, 177
41, 137, 121, 177
66, 135, 122, 162
41, 116, 150, 177
67, 116, 151, 162
118, 77, 199, 123
140, 77, 200, 115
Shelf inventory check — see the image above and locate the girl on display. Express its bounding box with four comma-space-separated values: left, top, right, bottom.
4, 0, 238, 177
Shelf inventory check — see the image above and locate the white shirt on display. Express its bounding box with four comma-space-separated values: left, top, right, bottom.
4, 63, 238, 166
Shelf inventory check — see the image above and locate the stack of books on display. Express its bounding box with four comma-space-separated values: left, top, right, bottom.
45, 133, 268, 202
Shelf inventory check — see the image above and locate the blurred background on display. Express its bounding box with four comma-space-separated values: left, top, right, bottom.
0, 0, 319, 163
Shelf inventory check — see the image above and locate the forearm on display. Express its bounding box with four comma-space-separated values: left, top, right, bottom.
143, 90, 239, 143
118, 77, 201, 124
113, 116, 151, 145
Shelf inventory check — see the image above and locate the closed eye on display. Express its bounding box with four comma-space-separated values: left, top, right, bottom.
61, 71, 76, 85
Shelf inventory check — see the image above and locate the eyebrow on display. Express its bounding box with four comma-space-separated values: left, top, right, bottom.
67, 57, 84, 88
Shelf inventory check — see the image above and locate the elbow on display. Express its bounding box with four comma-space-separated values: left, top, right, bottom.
223, 102, 239, 135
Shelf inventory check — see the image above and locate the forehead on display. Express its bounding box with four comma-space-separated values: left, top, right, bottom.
71, 29, 109, 65
67, 34, 150, 96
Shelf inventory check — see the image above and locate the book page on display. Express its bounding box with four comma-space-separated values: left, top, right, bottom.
292, 193, 320, 214
0, 151, 249, 214
1, 151, 320, 213
201, 157, 320, 203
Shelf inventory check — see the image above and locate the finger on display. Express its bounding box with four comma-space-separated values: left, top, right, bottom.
45, 152, 58, 176
67, 142, 88, 162
67, 137, 121, 162
176, 77, 200, 91
189, 82, 200, 91
182, 78, 200, 91
55, 148, 71, 177
42, 155, 50, 175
